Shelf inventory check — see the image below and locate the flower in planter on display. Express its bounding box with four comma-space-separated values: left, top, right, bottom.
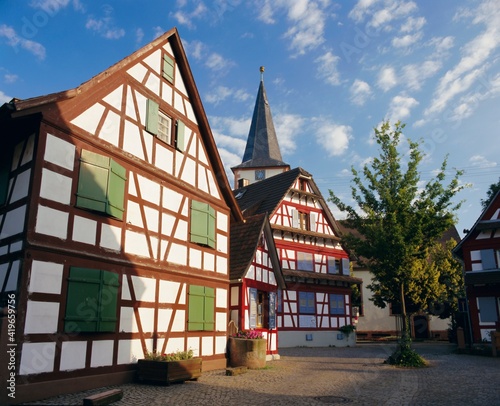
144, 348, 194, 361
232, 329, 264, 339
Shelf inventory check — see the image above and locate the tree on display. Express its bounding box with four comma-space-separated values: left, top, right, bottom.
328, 121, 465, 365
481, 177, 500, 209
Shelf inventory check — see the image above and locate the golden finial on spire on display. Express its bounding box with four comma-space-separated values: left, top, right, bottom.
260, 66, 265, 81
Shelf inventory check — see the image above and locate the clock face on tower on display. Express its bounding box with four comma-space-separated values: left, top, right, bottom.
255, 169, 265, 181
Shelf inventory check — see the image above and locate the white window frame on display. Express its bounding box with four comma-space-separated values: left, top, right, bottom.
157, 111, 172, 144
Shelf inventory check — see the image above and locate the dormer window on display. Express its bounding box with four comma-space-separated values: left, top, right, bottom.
146, 99, 185, 152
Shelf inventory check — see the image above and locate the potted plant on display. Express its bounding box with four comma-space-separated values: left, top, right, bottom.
339, 324, 356, 339
137, 348, 202, 385
228, 329, 267, 369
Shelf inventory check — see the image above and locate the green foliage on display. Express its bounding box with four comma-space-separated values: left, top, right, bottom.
328, 121, 466, 323
481, 177, 500, 209
386, 345, 427, 367
145, 348, 194, 361
339, 324, 356, 336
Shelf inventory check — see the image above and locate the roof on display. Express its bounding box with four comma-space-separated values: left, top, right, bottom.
230, 214, 285, 288
1, 28, 243, 223
231, 79, 288, 170
233, 166, 344, 239
453, 189, 500, 259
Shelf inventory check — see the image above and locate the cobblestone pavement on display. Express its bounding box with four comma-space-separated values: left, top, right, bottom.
24, 343, 500, 406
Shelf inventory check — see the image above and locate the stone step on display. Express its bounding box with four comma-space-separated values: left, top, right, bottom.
83, 388, 123, 405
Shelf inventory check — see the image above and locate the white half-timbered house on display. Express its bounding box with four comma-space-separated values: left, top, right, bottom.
0, 28, 243, 404
229, 213, 285, 358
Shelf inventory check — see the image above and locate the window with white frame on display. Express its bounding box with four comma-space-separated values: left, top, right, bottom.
157, 111, 172, 144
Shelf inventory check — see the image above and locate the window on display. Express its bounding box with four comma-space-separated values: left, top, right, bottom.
481, 249, 498, 270
162, 53, 175, 83
329, 294, 345, 315
328, 257, 340, 274
477, 297, 498, 323
190, 200, 216, 248
299, 291, 315, 314
292, 209, 316, 231
158, 111, 172, 144
255, 169, 265, 181
64, 268, 119, 332
146, 100, 185, 151
76, 150, 126, 220
341, 258, 350, 275
297, 252, 314, 271
188, 285, 214, 331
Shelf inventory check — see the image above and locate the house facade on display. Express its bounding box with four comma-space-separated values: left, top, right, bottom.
0, 28, 242, 404
230, 73, 360, 347
453, 191, 500, 342
229, 213, 285, 358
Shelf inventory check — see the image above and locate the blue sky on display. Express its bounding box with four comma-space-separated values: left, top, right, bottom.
1, 0, 500, 237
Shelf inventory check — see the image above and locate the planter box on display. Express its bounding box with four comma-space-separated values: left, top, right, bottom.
228, 337, 266, 369
137, 358, 202, 385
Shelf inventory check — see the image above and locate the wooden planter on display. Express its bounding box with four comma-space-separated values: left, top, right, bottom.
137, 358, 202, 385
228, 337, 266, 369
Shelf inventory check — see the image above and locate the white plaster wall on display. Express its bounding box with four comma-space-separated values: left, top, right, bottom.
119, 307, 138, 333
118, 338, 151, 364
39, 168, 72, 205
158, 280, 181, 303
124, 230, 149, 257
36, 206, 68, 239
99, 110, 120, 146
91, 340, 114, 368
60, 341, 87, 371
217, 256, 227, 275
20, 342, 56, 375
24, 301, 59, 334
157, 308, 172, 332
201, 336, 214, 356
167, 243, 187, 265
2, 205, 26, 238
138, 307, 155, 333
216, 311, 227, 331
165, 337, 184, 354
230, 286, 239, 306
204, 252, 215, 272
171, 310, 185, 332
279, 330, 356, 348
189, 248, 202, 269
100, 223, 122, 251
72, 216, 97, 245
131, 275, 156, 302
162, 187, 183, 212
28, 260, 63, 294
44, 134, 75, 170
187, 337, 200, 357
10, 169, 31, 203
71, 104, 105, 137
216, 288, 227, 308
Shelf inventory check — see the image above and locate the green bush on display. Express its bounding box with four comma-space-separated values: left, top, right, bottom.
386, 345, 427, 367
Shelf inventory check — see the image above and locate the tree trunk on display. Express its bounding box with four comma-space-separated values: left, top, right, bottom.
400, 282, 411, 349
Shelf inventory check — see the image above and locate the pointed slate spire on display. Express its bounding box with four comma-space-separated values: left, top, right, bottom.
234, 67, 288, 169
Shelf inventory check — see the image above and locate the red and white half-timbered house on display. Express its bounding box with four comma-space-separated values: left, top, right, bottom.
454, 191, 500, 343
229, 213, 285, 358
233, 169, 361, 347
0, 28, 243, 403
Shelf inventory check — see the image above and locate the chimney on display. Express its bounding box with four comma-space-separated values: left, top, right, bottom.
238, 178, 249, 188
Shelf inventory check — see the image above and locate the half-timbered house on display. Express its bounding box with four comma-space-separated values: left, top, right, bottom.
231, 72, 361, 347
453, 191, 500, 342
0, 28, 243, 403
229, 213, 285, 358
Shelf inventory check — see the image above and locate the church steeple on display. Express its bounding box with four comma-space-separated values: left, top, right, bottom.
231, 67, 290, 189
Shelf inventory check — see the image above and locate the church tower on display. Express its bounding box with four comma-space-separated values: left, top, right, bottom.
231, 67, 290, 189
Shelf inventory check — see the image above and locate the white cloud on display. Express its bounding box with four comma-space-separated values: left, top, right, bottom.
0, 90, 11, 104
29, 0, 84, 13
171, 3, 208, 30
392, 31, 423, 48
4, 74, 18, 83
348, 0, 379, 23
469, 155, 497, 168
135, 28, 144, 45
86, 5, 125, 40
205, 52, 233, 71
205, 86, 252, 105
387, 94, 419, 120
368, 1, 418, 30
314, 120, 352, 157
274, 113, 305, 155
315, 51, 341, 85
377, 66, 398, 91
425, 0, 500, 117
402, 60, 441, 90
349, 79, 372, 105
182, 39, 235, 73
0, 24, 46, 60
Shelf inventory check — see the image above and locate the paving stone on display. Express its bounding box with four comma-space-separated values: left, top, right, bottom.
24, 343, 500, 406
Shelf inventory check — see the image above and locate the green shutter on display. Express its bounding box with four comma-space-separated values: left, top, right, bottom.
190, 200, 216, 248
176, 120, 185, 152
65, 268, 119, 333
76, 150, 109, 213
65, 268, 101, 332
106, 159, 126, 220
162, 54, 175, 83
204, 287, 215, 331
146, 99, 159, 135
188, 285, 215, 331
207, 205, 216, 248
98, 271, 119, 332
188, 285, 205, 331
